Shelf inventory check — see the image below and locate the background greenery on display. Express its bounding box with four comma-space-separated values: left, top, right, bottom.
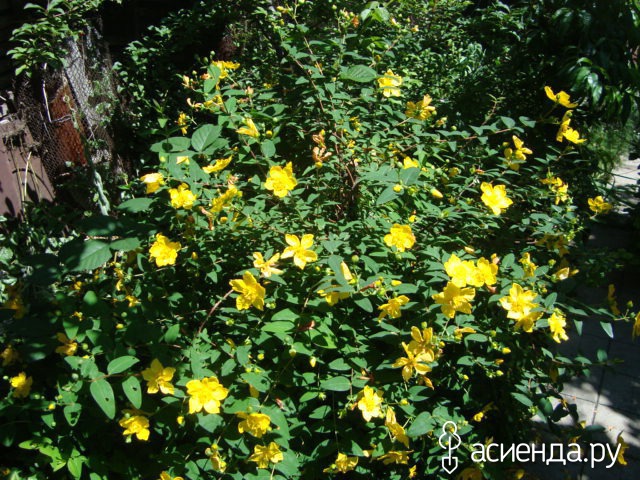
1, 0, 639, 479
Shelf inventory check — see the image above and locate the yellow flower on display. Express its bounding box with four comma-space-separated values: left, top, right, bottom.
119, 414, 150, 441
384, 224, 416, 252
454, 326, 476, 341
125, 295, 140, 307
480, 182, 513, 215
563, 127, 586, 144
356, 386, 384, 422
186, 376, 229, 414
236, 117, 259, 138
503, 135, 532, 171
159, 472, 184, 480
499, 283, 542, 332
323, 453, 359, 474
211, 60, 240, 79
444, 254, 476, 287
405, 94, 436, 120
608, 284, 621, 316
407, 326, 436, 360
545, 86, 578, 108
141, 359, 175, 395
519, 252, 537, 277
392, 342, 432, 382
542, 176, 569, 204
385, 407, 410, 447
176, 156, 190, 165
475, 258, 498, 286
548, 310, 569, 343
140, 173, 164, 194
177, 112, 188, 135
403, 157, 419, 169
555, 111, 572, 142
588, 196, 612, 215
458, 466, 484, 480
253, 252, 283, 277
378, 295, 410, 320
339, 261, 354, 283
55, 333, 78, 356
210, 186, 239, 214
169, 183, 197, 209
617, 434, 629, 465
378, 69, 403, 97
376, 450, 411, 465
202, 156, 233, 174
265, 162, 297, 197
249, 442, 283, 469
281, 234, 318, 269
2, 287, 26, 319
1, 344, 19, 367
318, 287, 350, 306
432, 282, 475, 319
149, 234, 181, 267
9, 372, 32, 398
237, 412, 272, 438
632, 312, 640, 340
208, 444, 227, 472
229, 271, 266, 311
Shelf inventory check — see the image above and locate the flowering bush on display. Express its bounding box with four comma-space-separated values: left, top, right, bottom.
0, 2, 632, 479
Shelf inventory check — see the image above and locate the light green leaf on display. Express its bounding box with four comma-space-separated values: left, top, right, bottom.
122, 376, 142, 409
340, 65, 377, 83
406, 412, 435, 437
67, 240, 112, 272
107, 356, 139, 375
90, 379, 116, 419
320, 376, 351, 391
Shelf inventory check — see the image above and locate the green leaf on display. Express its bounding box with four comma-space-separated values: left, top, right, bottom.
340, 65, 377, 83
600, 321, 614, 338
191, 124, 220, 152
110, 238, 141, 252
63, 404, 82, 426
320, 376, 351, 391
500, 116, 516, 129
122, 376, 142, 409
164, 324, 181, 343
261, 139, 276, 158
376, 186, 398, 205
107, 356, 139, 375
65, 240, 112, 272
511, 392, 533, 407
464, 333, 488, 343
354, 297, 373, 312
406, 412, 434, 437
90, 379, 116, 419
272, 309, 298, 321
117, 198, 153, 213
167, 136, 191, 151
262, 321, 295, 334
67, 455, 84, 479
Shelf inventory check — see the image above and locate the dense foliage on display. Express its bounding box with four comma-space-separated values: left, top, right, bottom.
2, 1, 639, 479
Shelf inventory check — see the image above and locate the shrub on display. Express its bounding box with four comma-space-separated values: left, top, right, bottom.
1, 2, 631, 479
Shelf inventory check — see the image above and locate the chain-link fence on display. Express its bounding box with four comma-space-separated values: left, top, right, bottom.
6, 23, 122, 213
